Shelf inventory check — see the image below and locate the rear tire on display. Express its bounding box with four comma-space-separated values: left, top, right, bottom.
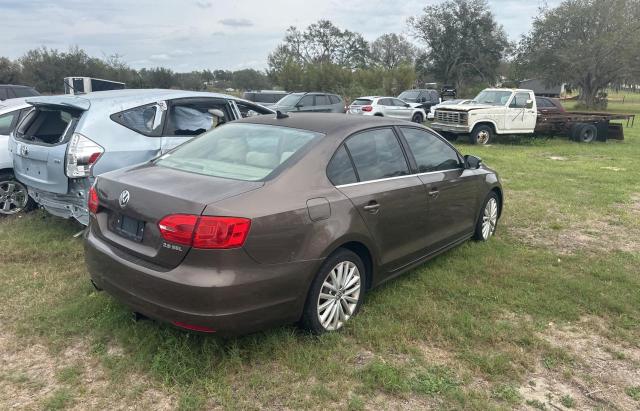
473, 192, 500, 241
0, 172, 35, 216
469, 125, 493, 145
300, 249, 365, 334
411, 113, 424, 123
575, 124, 597, 143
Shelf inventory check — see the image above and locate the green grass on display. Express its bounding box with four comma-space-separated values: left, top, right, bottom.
1, 95, 639, 409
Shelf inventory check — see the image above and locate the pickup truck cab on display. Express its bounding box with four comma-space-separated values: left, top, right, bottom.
431, 88, 537, 144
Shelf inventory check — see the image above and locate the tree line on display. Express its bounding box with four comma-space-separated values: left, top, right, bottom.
1, 0, 638, 108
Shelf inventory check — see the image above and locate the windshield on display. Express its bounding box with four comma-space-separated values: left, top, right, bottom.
156, 123, 322, 181
472, 90, 513, 106
275, 94, 302, 107
398, 91, 420, 101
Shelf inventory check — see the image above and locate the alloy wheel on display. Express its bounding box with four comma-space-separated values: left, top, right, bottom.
0, 180, 29, 215
481, 197, 498, 239
317, 261, 361, 331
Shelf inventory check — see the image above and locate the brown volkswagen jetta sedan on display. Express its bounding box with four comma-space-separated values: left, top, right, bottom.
85, 113, 502, 335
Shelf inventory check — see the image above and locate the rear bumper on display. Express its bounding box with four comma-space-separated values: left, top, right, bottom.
430, 123, 470, 134
84, 227, 321, 336
29, 187, 90, 225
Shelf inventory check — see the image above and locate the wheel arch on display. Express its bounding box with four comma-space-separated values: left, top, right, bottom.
490, 186, 503, 218
0, 167, 15, 177
471, 121, 497, 135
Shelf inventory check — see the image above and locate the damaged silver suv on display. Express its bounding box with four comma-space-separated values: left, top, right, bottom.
9, 89, 273, 225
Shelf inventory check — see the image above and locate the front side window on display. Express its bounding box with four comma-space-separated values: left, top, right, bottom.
298, 95, 314, 107
156, 123, 322, 181
276, 93, 302, 106
327, 145, 357, 186
398, 90, 420, 101
391, 98, 407, 107
345, 128, 409, 182
329, 95, 341, 104
401, 128, 461, 173
510, 92, 531, 108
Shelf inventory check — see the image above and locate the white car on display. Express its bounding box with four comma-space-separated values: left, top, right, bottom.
0, 98, 34, 214
427, 99, 471, 120
347, 96, 426, 123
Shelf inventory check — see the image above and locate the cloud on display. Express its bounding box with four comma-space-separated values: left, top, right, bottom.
195, 0, 211, 8
219, 18, 253, 28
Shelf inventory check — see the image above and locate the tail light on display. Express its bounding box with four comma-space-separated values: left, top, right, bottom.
362, 105, 373, 112
158, 215, 251, 249
66, 133, 104, 178
88, 185, 99, 214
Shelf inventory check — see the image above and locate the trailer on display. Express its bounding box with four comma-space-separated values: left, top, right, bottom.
535, 112, 636, 143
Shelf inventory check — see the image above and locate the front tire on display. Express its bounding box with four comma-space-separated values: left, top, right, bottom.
300, 249, 365, 334
469, 125, 493, 145
411, 113, 424, 123
0, 172, 35, 216
473, 192, 500, 241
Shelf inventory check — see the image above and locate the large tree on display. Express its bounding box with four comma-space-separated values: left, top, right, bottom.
516, 0, 640, 108
370, 34, 416, 68
408, 0, 510, 90
268, 20, 370, 71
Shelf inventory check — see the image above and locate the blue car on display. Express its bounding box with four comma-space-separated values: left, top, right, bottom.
9, 89, 273, 225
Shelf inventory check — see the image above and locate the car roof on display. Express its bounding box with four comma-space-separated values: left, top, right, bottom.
235, 112, 417, 136
0, 84, 34, 88
0, 101, 30, 114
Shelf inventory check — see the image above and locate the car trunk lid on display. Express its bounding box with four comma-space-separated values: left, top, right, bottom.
93, 164, 263, 269
10, 98, 90, 194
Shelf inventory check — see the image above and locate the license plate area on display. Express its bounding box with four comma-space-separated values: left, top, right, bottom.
113, 214, 145, 242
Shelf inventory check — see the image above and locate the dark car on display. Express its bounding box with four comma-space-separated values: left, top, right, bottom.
85, 113, 502, 335
398, 89, 441, 112
536, 96, 565, 114
0, 84, 40, 101
271, 92, 345, 113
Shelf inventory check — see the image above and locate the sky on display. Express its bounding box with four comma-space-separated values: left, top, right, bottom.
0, 0, 559, 72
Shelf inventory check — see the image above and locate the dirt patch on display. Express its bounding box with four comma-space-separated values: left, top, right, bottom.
548, 156, 568, 161
518, 319, 640, 410
0, 331, 176, 410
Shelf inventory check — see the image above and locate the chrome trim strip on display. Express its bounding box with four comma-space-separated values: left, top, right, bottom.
336, 168, 461, 188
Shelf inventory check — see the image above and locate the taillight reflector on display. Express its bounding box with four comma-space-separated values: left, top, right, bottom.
172, 321, 216, 333
362, 105, 373, 112
88, 186, 99, 214
158, 215, 251, 249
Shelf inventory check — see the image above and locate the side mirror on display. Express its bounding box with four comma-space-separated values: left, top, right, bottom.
404, 103, 410, 107
464, 154, 482, 169
525, 99, 534, 109
295, 103, 303, 109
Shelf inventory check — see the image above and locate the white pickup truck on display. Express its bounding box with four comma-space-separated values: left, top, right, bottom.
431, 88, 537, 144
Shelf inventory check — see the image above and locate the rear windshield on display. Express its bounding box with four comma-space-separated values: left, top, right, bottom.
156, 123, 322, 181
398, 91, 420, 100
254, 93, 287, 104
351, 99, 372, 106
16, 107, 81, 145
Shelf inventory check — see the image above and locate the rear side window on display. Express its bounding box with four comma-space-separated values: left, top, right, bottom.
111, 103, 164, 137
165, 99, 233, 136
0, 111, 18, 135
156, 123, 322, 181
315, 95, 329, 105
327, 145, 357, 186
329, 95, 341, 104
401, 128, 461, 172
345, 128, 409, 182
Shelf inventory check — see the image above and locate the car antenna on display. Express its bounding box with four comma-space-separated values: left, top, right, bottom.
276, 110, 289, 119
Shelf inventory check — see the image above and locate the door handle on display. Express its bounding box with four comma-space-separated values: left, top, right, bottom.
428, 189, 439, 199
363, 202, 380, 214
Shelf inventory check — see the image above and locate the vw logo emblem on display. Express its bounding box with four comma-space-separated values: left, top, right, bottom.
118, 190, 130, 208
20, 145, 29, 156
